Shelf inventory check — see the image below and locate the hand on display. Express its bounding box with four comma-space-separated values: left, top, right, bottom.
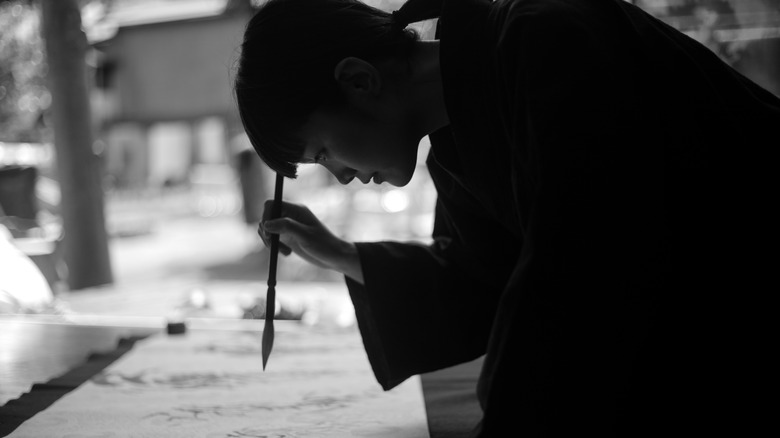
259, 200, 363, 284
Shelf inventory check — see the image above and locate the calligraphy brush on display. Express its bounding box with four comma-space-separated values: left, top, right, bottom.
262, 172, 284, 370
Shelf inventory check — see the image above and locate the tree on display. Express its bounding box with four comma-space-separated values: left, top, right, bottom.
39, 0, 112, 289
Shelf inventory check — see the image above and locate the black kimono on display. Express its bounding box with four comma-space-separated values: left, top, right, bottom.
346, 0, 779, 435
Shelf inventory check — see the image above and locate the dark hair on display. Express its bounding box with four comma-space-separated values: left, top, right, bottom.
233, 0, 443, 177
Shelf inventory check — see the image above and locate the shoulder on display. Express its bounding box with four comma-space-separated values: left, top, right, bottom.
439, 0, 591, 52
490, 0, 599, 48
486, 0, 621, 86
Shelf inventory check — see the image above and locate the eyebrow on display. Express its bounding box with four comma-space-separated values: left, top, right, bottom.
298, 151, 318, 165
311, 148, 328, 165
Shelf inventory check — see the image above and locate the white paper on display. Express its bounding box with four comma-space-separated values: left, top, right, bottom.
10, 324, 430, 438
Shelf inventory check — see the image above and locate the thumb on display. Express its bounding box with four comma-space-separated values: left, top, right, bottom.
263, 218, 304, 236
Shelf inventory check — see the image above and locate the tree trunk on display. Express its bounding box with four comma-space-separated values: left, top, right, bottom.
40, 0, 113, 289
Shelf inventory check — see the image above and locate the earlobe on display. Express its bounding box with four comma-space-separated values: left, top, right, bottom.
334, 57, 382, 96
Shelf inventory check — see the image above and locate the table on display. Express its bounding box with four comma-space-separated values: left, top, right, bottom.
0, 317, 482, 437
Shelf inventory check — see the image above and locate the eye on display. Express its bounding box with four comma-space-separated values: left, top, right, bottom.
315, 149, 328, 164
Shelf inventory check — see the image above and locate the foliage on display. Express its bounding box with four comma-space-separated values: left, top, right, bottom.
0, 0, 49, 142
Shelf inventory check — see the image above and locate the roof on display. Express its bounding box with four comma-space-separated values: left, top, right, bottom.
83, 0, 259, 43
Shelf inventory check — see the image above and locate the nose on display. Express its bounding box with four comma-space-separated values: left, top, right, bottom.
356, 173, 371, 184
338, 175, 354, 185
336, 169, 356, 185
322, 161, 357, 185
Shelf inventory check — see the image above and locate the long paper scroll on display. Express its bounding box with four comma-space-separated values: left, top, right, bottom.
9, 323, 430, 438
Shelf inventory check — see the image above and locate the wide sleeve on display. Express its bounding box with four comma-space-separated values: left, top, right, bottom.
345, 139, 517, 391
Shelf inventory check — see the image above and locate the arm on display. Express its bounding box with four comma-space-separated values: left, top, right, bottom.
343, 145, 523, 389
260, 150, 517, 390
345, 214, 502, 388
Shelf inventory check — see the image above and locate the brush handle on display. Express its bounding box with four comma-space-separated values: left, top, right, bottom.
267, 173, 284, 287
262, 173, 284, 370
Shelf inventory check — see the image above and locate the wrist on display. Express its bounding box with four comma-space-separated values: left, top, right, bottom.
333, 240, 363, 285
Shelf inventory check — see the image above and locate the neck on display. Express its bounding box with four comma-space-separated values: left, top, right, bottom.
407, 40, 449, 136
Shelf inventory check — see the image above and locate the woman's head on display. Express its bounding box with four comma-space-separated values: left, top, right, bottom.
234, 0, 428, 182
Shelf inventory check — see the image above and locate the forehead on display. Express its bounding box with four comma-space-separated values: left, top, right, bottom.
299, 151, 317, 164
297, 123, 322, 164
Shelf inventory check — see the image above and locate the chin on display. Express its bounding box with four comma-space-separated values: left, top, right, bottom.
385, 145, 419, 187
387, 169, 414, 187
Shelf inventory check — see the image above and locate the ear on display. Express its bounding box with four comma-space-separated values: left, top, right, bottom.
333, 57, 382, 99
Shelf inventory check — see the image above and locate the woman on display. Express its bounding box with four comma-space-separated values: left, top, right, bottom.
235, 0, 778, 435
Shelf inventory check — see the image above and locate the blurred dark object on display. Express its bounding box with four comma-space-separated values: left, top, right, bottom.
166, 321, 187, 335
0, 166, 38, 221
0, 165, 65, 294
236, 148, 266, 224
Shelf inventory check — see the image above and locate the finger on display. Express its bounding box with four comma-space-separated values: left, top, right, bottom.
262, 199, 289, 223
264, 200, 315, 224
263, 219, 296, 253
257, 223, 267, 247
257, 222, 270, 247
263, 217, 302, 235
262, 199, 275, 223
259, 217, 285, 241
259, 221, 293, 253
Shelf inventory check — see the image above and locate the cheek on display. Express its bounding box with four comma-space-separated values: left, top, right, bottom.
342, 119, 416, 175
373, 137, 405, 167
383, 139, 419, 186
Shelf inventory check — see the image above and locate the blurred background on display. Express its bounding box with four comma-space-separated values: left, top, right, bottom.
0, 0, 438, 325
1, 0, 779, 324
